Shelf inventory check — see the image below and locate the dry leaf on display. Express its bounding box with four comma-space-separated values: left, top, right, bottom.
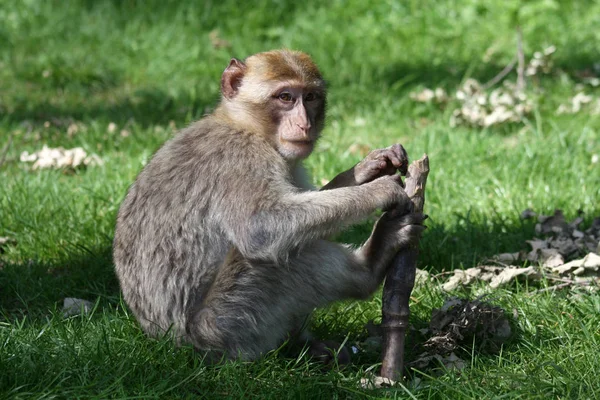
208, 29, 231, 49
410, 88, 448, 103
0, 237, 16, 253
442, 267, 481, 291
414, 268, 431, 286
347, 143, 370, 157
359, 376, 396, 389
450, 79, 533, 127
20, 145, 103, 170
557, 92, 594, 114
541, 251, 564, 268
552, 253, 600, 275
67, 123, 79, 137
489, 266, 540, 288
440, 209, 599, 293
493, 252, 521, 263
422, 297, 511, 357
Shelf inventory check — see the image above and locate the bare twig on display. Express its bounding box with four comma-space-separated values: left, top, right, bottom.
528, 280, 596, 296
0, 133, 14, 169
431, 271, 458, 280
482, 57, 517, 90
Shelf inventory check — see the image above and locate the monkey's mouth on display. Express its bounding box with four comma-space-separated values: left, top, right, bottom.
286, 140, 313, 145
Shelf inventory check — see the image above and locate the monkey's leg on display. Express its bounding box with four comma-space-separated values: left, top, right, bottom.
185, 242, 379, 361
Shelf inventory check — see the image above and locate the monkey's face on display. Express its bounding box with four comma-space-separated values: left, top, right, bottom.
220, 50, 327, 161
270, 84, 325, 160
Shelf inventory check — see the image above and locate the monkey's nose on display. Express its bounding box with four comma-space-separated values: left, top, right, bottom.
296, 125, 311, 136
296, 123, 311, 133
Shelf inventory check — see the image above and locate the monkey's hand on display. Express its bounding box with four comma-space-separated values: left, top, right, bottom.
320, 144, 408, 191
353, 144, 408, 185
369, 174, 410, 212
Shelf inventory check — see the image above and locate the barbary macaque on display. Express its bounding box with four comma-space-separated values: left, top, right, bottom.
113, 49, 425, 362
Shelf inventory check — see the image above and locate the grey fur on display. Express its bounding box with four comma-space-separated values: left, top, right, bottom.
114, 51, 424, 360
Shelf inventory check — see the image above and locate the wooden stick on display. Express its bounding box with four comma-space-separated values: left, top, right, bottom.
482, 57, 517, 90
380, 154, 429, 381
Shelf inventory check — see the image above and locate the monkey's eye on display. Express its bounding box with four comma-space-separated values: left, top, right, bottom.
278, 92, 293, 102
304, 92, 317, 102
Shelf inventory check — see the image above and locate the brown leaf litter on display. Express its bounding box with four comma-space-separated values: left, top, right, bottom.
20, 145, 103, 170
441, 209, 600, 291
410, 45, 557, 128
407, 296, 510, 373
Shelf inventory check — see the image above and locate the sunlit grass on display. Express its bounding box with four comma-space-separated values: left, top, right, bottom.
1, 0, 599, 398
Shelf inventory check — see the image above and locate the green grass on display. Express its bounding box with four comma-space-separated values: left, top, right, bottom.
1, 0, 600, 398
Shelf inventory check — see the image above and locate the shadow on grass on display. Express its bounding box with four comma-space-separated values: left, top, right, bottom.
339, 211, 539, 273
0, 212, 541, 378
4, 50, 598, 131
0, 246, 118, 321
0, 213, 539, 319
383, 50, 600, 92
3, 87, 216, 129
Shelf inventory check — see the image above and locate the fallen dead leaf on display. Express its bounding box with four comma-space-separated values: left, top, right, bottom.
489, 266, 540, 288
552, 253, 600, 275
494, 252, 521, 263
0, 237, 16, 253
398, 297, 512, 374
20, 145, 103, 170
347, 143, 371, 157
449, 79, 533, 128
359, 375, 396, 389
415, 268, 431, 286
410, 88, 448, 103
441, 209, 600, 292
557, 92, 594, 114
442, 268, 482, 291
208, 29, 231, 49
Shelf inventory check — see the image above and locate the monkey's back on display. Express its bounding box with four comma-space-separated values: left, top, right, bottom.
113, 117, 284, 340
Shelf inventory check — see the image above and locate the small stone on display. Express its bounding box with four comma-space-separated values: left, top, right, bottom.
62, 298, 94, 317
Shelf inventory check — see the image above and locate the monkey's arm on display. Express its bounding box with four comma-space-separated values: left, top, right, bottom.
321, 144, 408, 190
222, 174, 409, 261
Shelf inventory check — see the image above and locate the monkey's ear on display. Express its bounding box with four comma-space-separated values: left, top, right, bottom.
221, 58, 247, 99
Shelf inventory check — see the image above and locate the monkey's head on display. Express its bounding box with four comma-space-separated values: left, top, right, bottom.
220, 49, 327, 161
